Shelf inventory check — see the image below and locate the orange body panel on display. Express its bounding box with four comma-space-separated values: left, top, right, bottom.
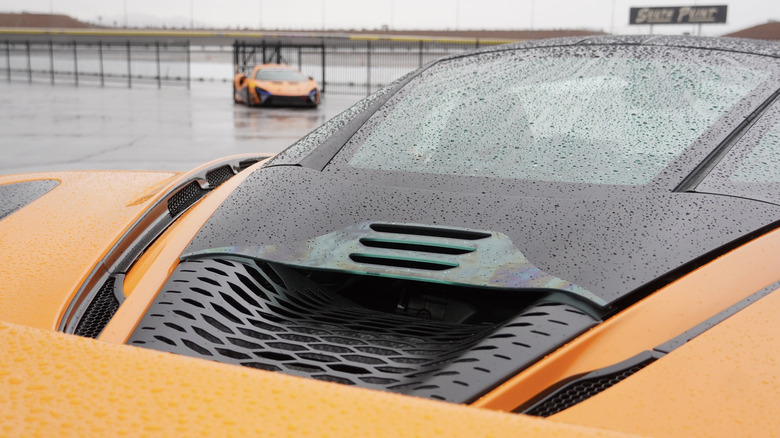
3, 158, 780, 436
474, 226, 780, 412
0, 320, 627, 438
0, 171, 178, 330
551, 288, 780, 437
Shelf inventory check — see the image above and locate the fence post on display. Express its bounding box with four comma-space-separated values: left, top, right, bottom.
186, 41, 191, 90
419, 40, 423, 68
49, 40, 54, 84
320, 41, 326, 94
5, 41, 10, 81
126, 41, 132, 88
366, 40, 371, 96
98, 41, 104, 87
26, 40, 31, 82
155, 41, 161, 89
73, 41, 79, 86
297, 46, 302, 70
233, 40, 238, 76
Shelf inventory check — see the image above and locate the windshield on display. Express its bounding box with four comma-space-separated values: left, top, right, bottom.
343, 47, 769, 186
255, 69, 307, 82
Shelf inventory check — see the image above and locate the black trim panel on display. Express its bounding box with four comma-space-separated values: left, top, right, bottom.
0, 180, 59, 221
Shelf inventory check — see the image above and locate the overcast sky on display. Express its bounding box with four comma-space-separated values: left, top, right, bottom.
1, 0, 778, 36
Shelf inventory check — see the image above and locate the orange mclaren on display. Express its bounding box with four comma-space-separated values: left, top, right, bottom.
2, 36, 780, 437
233, 63, 321, 107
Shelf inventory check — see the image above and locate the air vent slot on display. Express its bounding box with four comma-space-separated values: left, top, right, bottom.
205, 165, 235, 187
74, 276, 120, 339
349, 253, 458, 271
369, 223, 491, 240
520, 353, 657, 417
238, 158, 264, 171
167, 181, 207, 217
359, 238, 475, 255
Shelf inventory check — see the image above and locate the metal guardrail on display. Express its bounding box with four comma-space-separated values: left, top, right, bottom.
1, 37, 501, 94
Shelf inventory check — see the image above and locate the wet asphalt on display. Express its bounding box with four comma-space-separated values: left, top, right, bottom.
0, 80, 362, 175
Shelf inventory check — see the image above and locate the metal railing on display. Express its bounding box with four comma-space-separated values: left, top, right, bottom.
1, 40, 190, 88
1, 37, 502, 94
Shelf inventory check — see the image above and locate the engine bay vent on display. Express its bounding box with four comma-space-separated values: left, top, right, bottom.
128, 257, 598, 403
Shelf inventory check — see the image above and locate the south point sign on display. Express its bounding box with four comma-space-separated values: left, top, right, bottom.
629, 5, 728, 25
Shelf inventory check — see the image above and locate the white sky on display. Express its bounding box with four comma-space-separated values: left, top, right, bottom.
1, 0, 778, 36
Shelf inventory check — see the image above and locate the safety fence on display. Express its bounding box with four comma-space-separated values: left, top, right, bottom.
1, 40, 190, 88
1, 37, 504, 95
231, 39, 491, 95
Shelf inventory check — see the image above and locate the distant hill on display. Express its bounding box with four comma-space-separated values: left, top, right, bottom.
0, 12, 94, 28
1, 12, 777, 41
724, 21, 780, 41
0, 13, 602, 40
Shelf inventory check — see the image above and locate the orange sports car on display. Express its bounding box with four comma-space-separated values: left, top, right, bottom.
233, 64, 321, 107
2, 36, 780, 437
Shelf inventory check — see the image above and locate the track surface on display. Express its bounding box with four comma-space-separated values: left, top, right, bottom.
0, 80, 361, 174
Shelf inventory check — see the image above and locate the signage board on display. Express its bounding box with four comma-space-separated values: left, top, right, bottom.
629, 6, 727, 25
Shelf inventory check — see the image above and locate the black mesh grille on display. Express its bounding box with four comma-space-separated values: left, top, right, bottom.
74, 277, 120, 339
128, 258, 597, 403
523, 358, 656, 417
205, 165, 235, 187
167, 181, 207, 217
237, 159, 261, 171
264, 96, 315, 106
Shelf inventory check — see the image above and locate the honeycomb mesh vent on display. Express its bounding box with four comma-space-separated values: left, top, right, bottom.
523, 358, 655, 417
74, 277, 120, 339
128, 258, 597, 403
167, 181, 207, 217
205, 165, 235, 187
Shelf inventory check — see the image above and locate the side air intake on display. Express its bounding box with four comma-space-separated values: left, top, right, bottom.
519, 352, 659, 417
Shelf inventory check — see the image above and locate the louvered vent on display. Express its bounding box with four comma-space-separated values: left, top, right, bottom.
369, 223, 491, 240
347, 223, 489, 272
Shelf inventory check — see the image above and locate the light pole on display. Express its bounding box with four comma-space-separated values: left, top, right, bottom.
610, 0, 615, 34
456, 0, 460, 30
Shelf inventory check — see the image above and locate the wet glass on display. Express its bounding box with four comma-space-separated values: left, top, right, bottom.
255, 69, 308, 82
344, 48, 769, 185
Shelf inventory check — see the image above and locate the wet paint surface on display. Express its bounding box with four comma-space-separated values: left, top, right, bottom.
186, 165, 780, 305
185, 221, 602, 304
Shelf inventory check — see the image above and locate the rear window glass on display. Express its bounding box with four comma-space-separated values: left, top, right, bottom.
255, 69, 307, 82
695, 103, 780, 205
729, 118, 780, 183
344, 48, 769, 185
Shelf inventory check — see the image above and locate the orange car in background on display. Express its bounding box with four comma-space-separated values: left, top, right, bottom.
233, 64, 321, 107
